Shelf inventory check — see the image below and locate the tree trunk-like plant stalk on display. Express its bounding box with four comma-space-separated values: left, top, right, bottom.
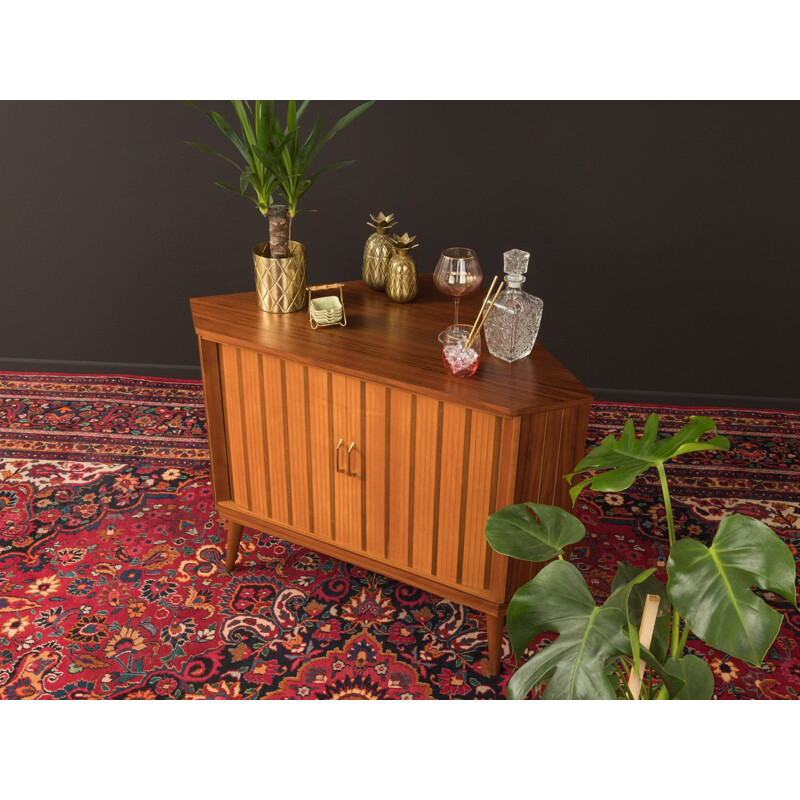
268, 205, 291, 258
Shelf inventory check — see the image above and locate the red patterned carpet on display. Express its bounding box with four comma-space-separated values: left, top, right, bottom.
0, 372, 797, 699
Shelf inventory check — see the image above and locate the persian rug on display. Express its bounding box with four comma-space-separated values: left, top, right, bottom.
0, 372, 797, 700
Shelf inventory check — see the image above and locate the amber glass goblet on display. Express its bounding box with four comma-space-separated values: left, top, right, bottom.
433, 247, 482, 327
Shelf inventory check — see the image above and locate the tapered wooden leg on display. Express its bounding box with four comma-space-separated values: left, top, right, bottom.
225, 520, 244, 573
486, 613, 504, 675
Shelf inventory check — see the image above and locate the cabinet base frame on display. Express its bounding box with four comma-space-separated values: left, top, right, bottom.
218, 504, 508, 674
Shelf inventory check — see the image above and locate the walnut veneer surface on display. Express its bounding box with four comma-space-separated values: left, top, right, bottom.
190, 273, 593, 673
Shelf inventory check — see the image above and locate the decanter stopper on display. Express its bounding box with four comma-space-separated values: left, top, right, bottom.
503, 248, 529, 286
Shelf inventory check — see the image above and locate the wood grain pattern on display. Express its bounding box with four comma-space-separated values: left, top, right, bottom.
191, 277, 593, 674
307, 364, 333, 541
410, 394, 440, 575
363, 382, 387, 558
239, 348, 268, 518
191, 274, 593, 417
197, 337, 231, 504
435, 402, 468, 583
506, 402, 593, 600
386, 388, 413, 565
284, 360, 312, 533
262, 354, 290, 526
460, 409, 499, 589
218, 345, 248, 509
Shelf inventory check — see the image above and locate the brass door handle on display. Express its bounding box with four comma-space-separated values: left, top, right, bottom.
335, 438, 345, 473
346, 442, 356, 476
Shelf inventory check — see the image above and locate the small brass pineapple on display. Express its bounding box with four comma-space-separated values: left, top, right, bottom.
386, 232, 420, 303
362, 211, 398, 290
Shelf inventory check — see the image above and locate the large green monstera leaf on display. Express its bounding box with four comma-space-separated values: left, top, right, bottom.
566, 414, 730, 503
485, 503, 586, 563
664, 655, 715, 700
668, 514, 797, 666
506, 560, 656, 699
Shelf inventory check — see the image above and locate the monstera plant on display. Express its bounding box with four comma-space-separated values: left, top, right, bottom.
485, 414, 798, 700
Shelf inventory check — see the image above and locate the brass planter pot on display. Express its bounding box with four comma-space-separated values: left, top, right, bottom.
253, 241, 307, 313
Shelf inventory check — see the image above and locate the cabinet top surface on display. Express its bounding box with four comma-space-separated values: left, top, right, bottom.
191, 274, 592, 416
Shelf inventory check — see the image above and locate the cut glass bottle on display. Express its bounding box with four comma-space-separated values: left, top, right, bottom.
483, 249, 543, 362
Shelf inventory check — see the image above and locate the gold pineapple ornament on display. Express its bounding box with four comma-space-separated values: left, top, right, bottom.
385, 232, 420, 303
363, 211, 398, 290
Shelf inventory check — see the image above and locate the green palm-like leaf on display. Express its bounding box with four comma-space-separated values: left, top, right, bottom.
274, 101, 374, 217
185, 100, 373, 224
485, 503, 585, 564
667, 514, 798, 665
185, 100, 282, 212
231, 100, 256, 148
183, 140, 240, 169
212, 182, 259, 205
318, 100, 375, 149
566, 414, 730, 504
506, 561, 654, 699
209, 111, 255, 170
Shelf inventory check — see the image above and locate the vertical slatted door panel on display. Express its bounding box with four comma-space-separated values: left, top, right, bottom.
283, 360, 313, 534
409, 395, 441, 575
237, 348, 270, 518
386, 388, 414, 566
307, 366, 334, 542
260, 354, 291, 528
218, 344, 250, 511
459, 411, 503, 590
362, 382, 388, 560
434, 402, 470, 584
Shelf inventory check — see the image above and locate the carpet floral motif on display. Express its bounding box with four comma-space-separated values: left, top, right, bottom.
0, 373, 797, 699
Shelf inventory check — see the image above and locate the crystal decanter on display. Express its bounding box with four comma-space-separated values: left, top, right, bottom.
483, 249, 543, 362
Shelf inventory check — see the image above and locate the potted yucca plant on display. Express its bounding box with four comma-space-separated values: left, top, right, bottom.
185, 100, 374, 313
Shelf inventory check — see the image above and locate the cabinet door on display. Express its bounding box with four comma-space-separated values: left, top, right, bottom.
219, 344, 365, 548
219, 345, 507, 595
360, 383, 506, 594
219, 345, 330, 536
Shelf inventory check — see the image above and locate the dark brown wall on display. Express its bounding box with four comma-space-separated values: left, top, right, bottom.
1, 100, 798, 407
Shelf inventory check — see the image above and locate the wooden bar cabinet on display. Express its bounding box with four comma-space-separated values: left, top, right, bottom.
190, 274, 593, 673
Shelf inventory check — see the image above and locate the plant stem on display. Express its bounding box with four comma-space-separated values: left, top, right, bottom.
656, 462, 676, 549
656, 461, 682, 658
671, 609, 682, 659
678, 623, 691, 653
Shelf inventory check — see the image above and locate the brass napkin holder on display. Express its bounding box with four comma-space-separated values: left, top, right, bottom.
307, 283, 347, 329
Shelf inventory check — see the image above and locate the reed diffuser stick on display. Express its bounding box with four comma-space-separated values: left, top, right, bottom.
466, 276, 498, 346
466, 283, 503, 350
